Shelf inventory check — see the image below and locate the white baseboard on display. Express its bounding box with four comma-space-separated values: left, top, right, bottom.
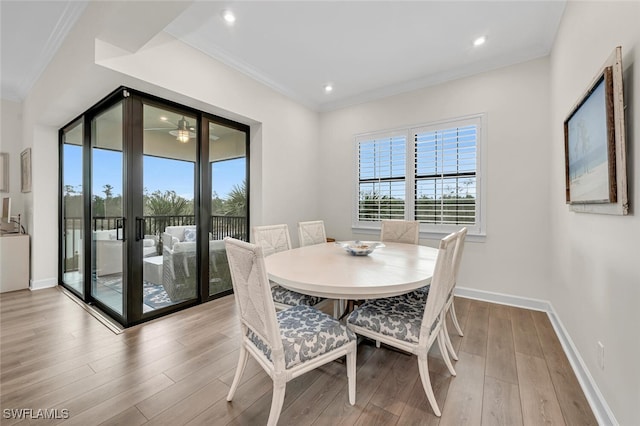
30, 277, 57, 290
455, 286, 551, 312
455, 286, 618, 426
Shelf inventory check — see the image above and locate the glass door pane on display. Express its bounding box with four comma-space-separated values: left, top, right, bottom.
91, 102, 124, 315
62, 121, 84, 294
142, 104, 197, 312
209, 122, 247, 297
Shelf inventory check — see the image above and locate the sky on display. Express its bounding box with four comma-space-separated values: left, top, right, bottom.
63, 145, 245, 200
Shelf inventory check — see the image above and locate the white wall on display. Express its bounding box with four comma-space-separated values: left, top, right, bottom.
0, 99, 24, 218
319, 57, 552, 300
10, 1, 639, 421
93, 31, 321, 238
19, 1, 321, 286
549, 2, 640, 425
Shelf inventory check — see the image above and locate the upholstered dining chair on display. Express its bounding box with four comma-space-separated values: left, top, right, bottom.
252, 224, 326, 311
402, 227, 467, 362
297, 220, 327, 247
373, 219, 421, 347
380, 220, 420, 244
441, 227, 467, 360
224, 237, 357, 426
297, 220, 345, 317
346, 230, 460, 417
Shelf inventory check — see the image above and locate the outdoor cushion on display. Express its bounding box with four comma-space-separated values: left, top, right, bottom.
248, 305, 356, 369
184, 227, 197, 242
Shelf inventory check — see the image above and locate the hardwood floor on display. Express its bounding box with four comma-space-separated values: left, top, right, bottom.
0, 288, 597, 425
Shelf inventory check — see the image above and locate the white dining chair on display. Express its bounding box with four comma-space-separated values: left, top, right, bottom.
297, 220, 327, 247
297, 220, 346, 317
252, 224, 293, 257
346, 230, 460, 417
380, 220, 420, 244
403, 227, 467, 361
442, 227, 467, 360
252, 224, 326, 311
374, 219, 421, 347
224, 237, 357, 426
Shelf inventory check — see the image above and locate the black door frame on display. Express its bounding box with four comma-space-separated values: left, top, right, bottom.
59, 86, 250, 327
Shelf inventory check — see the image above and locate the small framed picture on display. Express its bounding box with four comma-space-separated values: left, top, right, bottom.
20, 148, 31, 193
0, 153, 8, 192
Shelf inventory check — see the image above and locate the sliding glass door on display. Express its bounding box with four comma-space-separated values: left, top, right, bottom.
208, 121, 247, 297
59, 87, 249, 327
140, 103, 198, 312
61, 120, 84, 295
91, 101, 125, 315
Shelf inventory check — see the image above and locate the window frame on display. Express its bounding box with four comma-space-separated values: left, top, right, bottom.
353, 113, 486, 238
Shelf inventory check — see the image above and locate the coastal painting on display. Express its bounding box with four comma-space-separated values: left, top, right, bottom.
564, 67, 616, 204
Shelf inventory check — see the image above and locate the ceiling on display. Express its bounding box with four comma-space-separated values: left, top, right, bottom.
1, 1, 566, 111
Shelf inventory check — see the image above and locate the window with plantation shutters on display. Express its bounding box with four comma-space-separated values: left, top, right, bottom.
354, 115, 484, 236
357, 134, 406, 222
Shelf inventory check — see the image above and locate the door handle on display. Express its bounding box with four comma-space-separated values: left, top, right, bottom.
135, 217, 146, 241
115, 217, 126, 241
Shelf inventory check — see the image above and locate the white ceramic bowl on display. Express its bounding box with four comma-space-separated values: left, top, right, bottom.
337, 241, 384, 256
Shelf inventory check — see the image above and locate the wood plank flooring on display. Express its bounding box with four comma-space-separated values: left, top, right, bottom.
0, 288, 597, 425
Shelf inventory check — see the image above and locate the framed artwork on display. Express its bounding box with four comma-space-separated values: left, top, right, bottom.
563, 46, 628, 215
564, 67, 616, 204
0, 153, 8, 192
20, 148, 31, 193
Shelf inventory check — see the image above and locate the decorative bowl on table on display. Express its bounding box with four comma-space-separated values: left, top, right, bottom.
336, 241, 385, 256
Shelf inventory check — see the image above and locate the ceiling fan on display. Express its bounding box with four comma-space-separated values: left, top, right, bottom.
145, 116, 219, 143
145, 116, 195, 143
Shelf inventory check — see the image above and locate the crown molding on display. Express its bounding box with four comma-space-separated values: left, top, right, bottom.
13, 1, 87, 101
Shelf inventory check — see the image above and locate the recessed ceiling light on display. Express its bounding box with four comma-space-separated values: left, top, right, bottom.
222, 10, 236, 24
160, 116, 168, 121
473, 36, 487, 47
324, 84, 333, 94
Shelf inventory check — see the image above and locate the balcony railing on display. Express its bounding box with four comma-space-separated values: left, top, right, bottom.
62, 215, 248, 271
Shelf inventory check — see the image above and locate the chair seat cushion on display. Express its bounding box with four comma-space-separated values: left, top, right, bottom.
248, 305, 356, 369
271, 284, 324, 307
401, 285, 430, 303
347, 296, 426, 344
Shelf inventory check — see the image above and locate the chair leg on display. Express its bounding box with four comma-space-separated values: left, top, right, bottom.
417, 355, 441, 417
226, 345, 249, 401
267, 382, 286, 426
442, 319, 459, 361
438, 330, 456, 377
449, 302, 464, 337
183, 257, 190, 277
347, 345, 357, 405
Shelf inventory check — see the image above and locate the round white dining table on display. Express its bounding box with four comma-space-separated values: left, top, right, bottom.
264, 242, 439, 300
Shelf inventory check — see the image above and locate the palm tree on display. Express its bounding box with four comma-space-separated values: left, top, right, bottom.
145, 190, 191, 216
103, 184, 114, 199
221, 181, 247, 217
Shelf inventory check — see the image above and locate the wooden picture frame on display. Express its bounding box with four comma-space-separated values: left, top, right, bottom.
20, 148, 31, 193
564, 67, 616, 204
563, 46, 628, 215
0, 153, 8, 193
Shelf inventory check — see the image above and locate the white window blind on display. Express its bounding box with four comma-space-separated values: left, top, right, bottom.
414, 124, 477, 226
357, 134, 406, 221
354, 115, 484, 236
